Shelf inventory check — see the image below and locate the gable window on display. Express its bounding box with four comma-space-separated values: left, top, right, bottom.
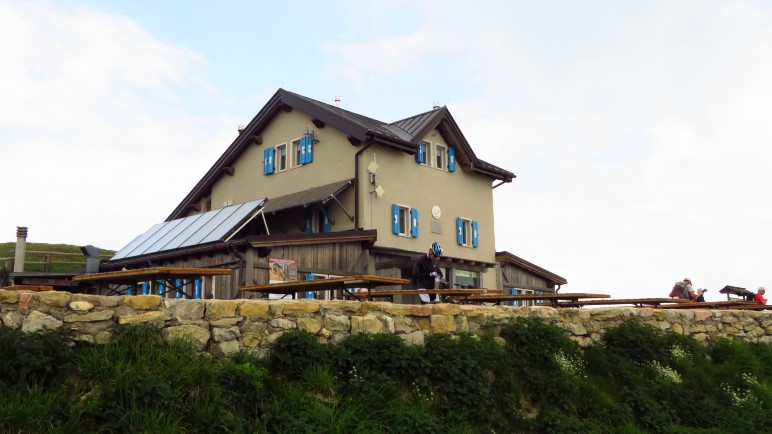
456, 217, 479, 247
435, 143, 447, 170
291, 139, 302, 168
391, 204, 418, 237
276, 143, 288, 172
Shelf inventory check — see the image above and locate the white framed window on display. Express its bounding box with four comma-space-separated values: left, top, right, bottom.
420, 141, 431, 166
275, 143, 288, 172
397, 205, 410, 236
435, 143, 447, 170
455, 217, 479, 248
458, 218, 472, 246
291, 138, 302, 168
391, 204, 419, 237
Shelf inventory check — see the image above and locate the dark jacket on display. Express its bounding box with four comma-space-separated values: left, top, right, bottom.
412, 254, 442, 289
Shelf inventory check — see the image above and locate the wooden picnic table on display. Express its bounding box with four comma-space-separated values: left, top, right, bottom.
656, 300, 761, 310
72, 267, 231, 298
453, 292, 611, 307
239, 275, 409, 299
350, 288, 497, 303
556, 298, 692, 308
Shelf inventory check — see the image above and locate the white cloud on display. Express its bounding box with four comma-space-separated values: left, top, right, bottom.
0, 2, 226, 249
326, 1, 772, 298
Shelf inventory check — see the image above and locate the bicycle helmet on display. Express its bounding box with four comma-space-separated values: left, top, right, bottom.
430, 242, 443, 257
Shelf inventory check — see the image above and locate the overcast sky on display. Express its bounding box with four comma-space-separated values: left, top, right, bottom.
2, 0, 770, 300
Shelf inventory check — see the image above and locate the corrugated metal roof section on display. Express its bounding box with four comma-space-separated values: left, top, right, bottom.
390, 110, 437, 137
262, 179, 354, 214
111, 199, 266, 260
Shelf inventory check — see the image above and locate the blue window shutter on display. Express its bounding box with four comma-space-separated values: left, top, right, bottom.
456, 217, 463, 245
448, 147, 456, 172
415, 141, 425, 164
304, 273, 315, 298
298, 139, 306, 165
305, 210, 313, 233
391, 204, 400, 234
263, 147, 275, 175
472, 220, 479, 247
410, 208, 419, 238
303, 134, 314, 164
322, 205, 331, 232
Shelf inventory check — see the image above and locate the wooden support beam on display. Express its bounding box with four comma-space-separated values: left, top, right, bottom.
223, 167, 235, 176
348, 136, 361, 146
250, 135, 262, 145
312, 118, 325, 129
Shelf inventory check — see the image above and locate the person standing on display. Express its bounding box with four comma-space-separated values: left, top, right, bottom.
412, 242, 443, 304
754, 287, 767, 305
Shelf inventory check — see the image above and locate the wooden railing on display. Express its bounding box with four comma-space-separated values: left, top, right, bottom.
0, 250, 113, 272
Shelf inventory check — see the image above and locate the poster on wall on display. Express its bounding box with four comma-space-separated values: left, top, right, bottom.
269, 258, 297, 284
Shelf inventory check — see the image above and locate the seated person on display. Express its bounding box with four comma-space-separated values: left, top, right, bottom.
754, 287, 767, 305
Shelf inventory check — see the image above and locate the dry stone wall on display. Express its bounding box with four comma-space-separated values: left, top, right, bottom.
1, 290, 771, 357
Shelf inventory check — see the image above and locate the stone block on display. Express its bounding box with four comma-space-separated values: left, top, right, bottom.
163, 325, 210, 351
37, 291, 72, 307
400, 331, 425, 346
206, 300, 241, 320
210, 317, 242, 327
240, 300, 271, 319
283, 301, 320, 314
297, 317, 323, 334
123, 295, 162, 310
212, 326, 241, 342
324, 314, 350, 331
171, 300, 206, 320
430, 314, 456, 333
64, 309, 114, 323
351, 314, 383, 334
118, 311, 169, 325
432, 303, 461, 316
22, 310, 63, 333
410, 305, 433, 317
0, 290, 19, 304
270, 318, 296, 330
69, 301, 94, 312
212, 340, 241, 358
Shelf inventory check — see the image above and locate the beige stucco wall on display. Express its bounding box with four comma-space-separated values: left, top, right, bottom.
359, 129, 496, 265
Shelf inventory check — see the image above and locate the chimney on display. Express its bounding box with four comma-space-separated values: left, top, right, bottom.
13, 226, 27, 272
335, 96, 341, 107
237, 125, 246, 135
80, 245, 102, 274
432, 101, 440, 110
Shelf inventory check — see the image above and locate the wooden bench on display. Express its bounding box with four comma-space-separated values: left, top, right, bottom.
454, 293, 611, 307
556, 298, 691, 308
0, 285, 53, 292
656, 300, 759, 310
350, 288, 493, 303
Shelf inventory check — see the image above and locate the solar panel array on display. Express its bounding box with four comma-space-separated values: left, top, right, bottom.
111, 199, 266, 260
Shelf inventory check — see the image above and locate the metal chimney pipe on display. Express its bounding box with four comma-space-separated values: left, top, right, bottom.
14, 226, 27, 272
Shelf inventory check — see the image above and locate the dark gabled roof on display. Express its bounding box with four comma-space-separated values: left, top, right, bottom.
168, 89, 515, 220
496, 251, 568, 285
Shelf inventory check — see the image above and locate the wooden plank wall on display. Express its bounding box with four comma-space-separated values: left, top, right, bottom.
497, 263, 552, 293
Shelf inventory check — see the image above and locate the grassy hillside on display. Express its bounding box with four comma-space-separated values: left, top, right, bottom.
0, 319, 770, 433
0, 242, 115, 273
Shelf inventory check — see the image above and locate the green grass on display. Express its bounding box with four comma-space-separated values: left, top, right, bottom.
0, 320, 770, 433
0, 242, 114, 273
